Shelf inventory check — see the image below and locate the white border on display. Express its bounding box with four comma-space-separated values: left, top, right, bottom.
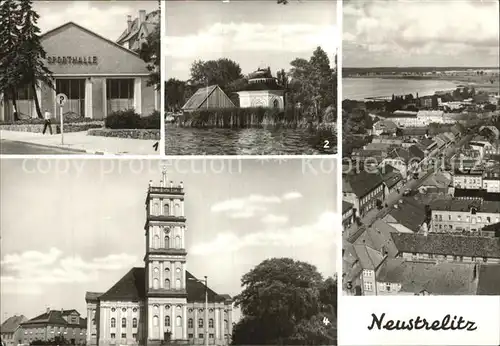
160, 0, 166, 157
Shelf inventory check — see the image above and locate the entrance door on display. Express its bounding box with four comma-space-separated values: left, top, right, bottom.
56, 79, 85, 118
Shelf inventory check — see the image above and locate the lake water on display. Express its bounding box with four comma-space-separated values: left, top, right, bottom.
165, 127, 337, 155
342, 78, 460, 100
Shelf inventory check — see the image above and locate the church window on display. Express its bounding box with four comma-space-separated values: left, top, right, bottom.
176, 268, 181, 273
153, 316, 159, 327
273, 99, 279, 108
110, 318, 116, 328
165, 236, 170, 248
153, 235, 159, 248
153, 203, 159, 215
165, 316, 170, 327
176, 316, 182, 327
154, 267, 159, 275
132, 318, 137, 328
164, 202, 170, 216
122, 308, 126, 312
165, 305, 170, 310
188, 319, 193, 328
209, 319, 214, 328
175, 279, 181, 290
209, 309, 214, 313
153, 278, 159, 289
111, 334, 115, 339
111, 308, 116, 312
198, 319, 203, 328
175, 236, 181, 248
121, 318, 126, 328
133, 308, 137, 313
165, 279, 170, 289
91, 319, 95, 326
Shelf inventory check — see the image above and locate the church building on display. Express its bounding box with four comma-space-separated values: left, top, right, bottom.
85, 171, 233, 346
236, 67, 285, 109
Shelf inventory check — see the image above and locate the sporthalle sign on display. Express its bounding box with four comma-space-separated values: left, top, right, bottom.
47, 56, 98, 65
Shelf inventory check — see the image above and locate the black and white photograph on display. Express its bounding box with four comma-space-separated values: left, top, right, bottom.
0, 158, 338, 345
341, 0, 500, 296
0, 1, 160, 155
164, 0, 338, 155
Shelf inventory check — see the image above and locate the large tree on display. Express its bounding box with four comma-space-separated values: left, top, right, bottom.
139, 22, 160, 90
232, 258, 337, 345
165, 78, 187, 111
17, 0, 53, 118
0, 0, 23, 120
189, 58, 243, 92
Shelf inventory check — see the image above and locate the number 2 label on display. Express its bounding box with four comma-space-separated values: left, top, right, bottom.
323, 140, 330, 149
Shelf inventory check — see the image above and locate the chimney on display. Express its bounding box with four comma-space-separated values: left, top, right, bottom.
179, 181, 184, 189
46, 307, 50, 314
127, 15, 132, 33
139, 10, 146, 26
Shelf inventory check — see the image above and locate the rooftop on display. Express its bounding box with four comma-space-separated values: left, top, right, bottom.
385, 197, 427, 232
430, 198, 500, 213
343, 170, 384, 198
21, 310, 85, 328
342, 200, 354, 214
477, 264, 500, 295
391, 233, 500, 258
1, 315, 27, 333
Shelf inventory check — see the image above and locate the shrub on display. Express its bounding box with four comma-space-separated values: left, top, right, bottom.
140, 110, 161, 129
105, 109, 142, 129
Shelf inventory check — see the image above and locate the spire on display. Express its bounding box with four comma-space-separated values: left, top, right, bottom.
162, 166, 167, 188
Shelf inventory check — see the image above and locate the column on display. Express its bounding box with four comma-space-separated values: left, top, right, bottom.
159, 304, 164, 341
182, 306, 187, 339
87, 307, 92, 345
133, 78, 142, 114
148, 305, 152, 341
219, 308, 223, 341
214, 308, 219, 340
85, 78, 93, 119
194, 308, 198, 341
181, 228, 185, 249
170, 305, 175, 340
102, 79, 107, 119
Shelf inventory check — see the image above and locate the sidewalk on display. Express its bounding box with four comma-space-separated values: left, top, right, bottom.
0, 130, 158, 155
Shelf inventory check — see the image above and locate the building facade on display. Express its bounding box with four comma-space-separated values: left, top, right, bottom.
1, 315, 27, 346
342, 201, 354, 230
453, 170, 484, 190
20, 310, 86, 345
1, 22, 158, 122
86, 172, 233, 346
236, 68, 284, 109
116, 9, 160, 51
343, 171, 385, 218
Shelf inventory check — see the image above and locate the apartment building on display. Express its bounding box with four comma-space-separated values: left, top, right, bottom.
343, 171, 385, 218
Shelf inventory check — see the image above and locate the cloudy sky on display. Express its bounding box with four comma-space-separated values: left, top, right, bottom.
0, 158, 338, 323
343, 0, 500, 67
165, 0, 338, 80
35, 1, 158, 41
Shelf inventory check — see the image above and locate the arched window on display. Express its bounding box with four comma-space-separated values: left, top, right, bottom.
188, 319, 193, 328
209, 319, 214, 328
175, 204, 181, 216
153, 235, 159, 248
153, 316, 159, 327
153, 278, 159, 289
153, 203, 159, 215
175, 236, 181, 249
110, 318, 116, 328
175, 279, 181, 290
164, 203, 170, 216
273, 99, 279, 108
132, 318, 137, 328
198, 319, 203, 328
165, 236, 170, 248
165, 279, 171, 289
92, 319, 95, 326
121, 318, 126, 328
176, 316, 182, 327
165, 316, 170, 327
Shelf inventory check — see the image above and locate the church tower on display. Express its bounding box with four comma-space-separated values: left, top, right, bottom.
144, 168, 188, 345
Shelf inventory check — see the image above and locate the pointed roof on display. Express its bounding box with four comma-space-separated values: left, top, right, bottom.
92, 268, 231, 303
21, 310, 84, 327
1, 315, 27, 333
116, 10, 160, 44
182, 85, 235, 111
41, 22, 140, 58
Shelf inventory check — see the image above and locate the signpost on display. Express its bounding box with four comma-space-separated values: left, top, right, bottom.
56, 93, 67, 145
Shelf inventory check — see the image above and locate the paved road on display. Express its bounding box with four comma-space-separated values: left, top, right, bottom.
0, 140, 85, 155
345, 134, 473, 243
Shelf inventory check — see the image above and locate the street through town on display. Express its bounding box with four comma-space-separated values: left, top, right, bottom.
0, 140, 85, 155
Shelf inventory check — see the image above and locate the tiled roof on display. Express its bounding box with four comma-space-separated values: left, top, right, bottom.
352, 244, 385, 270
377, 258, 478, 295
116, 10, 159, 43
421, 172, 451, 188
85, 292, 104, 302
386, 197, 426, 232
93, 268, 229, 303
342, 201, 354, 214
240, 79, 283, 91
374, 120, 398, 130
22, 310, 83, 327
430, 198, 500, 213
454, 188, 500, 202
354, 219, 399, 258
1, 315, 27, 333
343, 170, 384, 198
477, 264, 500, 295
378, 165, 403, 189
408, 145, 425, 160
391, 233, 500, 258
182, 85, 218, 110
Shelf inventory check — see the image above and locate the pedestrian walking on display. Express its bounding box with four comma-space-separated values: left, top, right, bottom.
43, 109, 53, 135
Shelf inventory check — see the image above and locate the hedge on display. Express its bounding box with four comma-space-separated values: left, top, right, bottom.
105, 109, 160, 129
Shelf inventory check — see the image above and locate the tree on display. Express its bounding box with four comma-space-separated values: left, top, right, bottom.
189, 58, 243, 92
17, 0, 54, 118
165, 78, 187, 111
232, 258, 336, 345
139, 22, 160, 90
0, 0, 23, 120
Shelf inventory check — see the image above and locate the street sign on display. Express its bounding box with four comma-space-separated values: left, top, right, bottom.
56, 93, 67, 106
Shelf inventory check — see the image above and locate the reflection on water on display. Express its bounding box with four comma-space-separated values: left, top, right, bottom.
165, 127, 337, 155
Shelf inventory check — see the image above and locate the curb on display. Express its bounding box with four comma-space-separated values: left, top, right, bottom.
1, 139, 116, 155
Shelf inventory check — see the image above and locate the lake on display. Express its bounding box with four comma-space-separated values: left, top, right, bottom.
342, 78, 460, 100
165, 127, 337, 155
